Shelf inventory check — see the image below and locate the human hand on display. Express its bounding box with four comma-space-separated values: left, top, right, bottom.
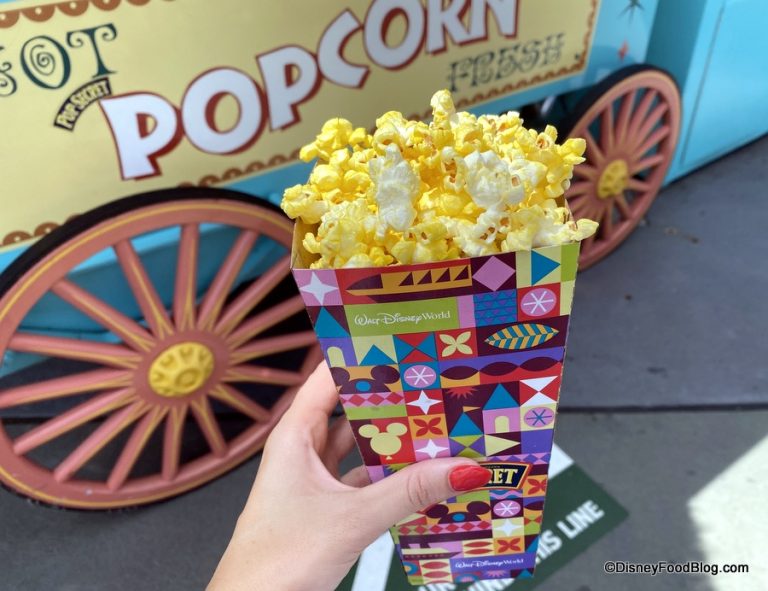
208, 363, 492, 591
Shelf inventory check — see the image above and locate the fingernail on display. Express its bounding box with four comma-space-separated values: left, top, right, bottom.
449, 465, 492, 492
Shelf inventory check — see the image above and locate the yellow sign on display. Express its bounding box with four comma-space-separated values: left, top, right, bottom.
0, 0, 597, 248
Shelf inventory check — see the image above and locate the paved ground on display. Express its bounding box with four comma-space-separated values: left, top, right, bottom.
563, 135, 768, 410
1, 138, 766, 590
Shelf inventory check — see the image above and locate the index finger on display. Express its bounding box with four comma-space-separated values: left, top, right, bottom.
285, 362, 339, 420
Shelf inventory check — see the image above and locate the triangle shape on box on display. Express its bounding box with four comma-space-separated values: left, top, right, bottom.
361, 345, 396, 365
402, 350, 433, 363
531, 251, 560, 285
348, 274, 382, 291
399, 273, 414, 286
520, 376, 558, 403
451, 435, 481, 447
450, 414, 483, 437
469, 437, 486, 455
414, 336, 437, 360
453, 266, 470, 281
394, 335, 437, 362
522, 376, 557, 393
521, 392, 556, 407
520, 377, 558, 404
314, 308, 349, 338
526, 536, 540, 553
484, 384, 518, 409
484, 434, 520, 455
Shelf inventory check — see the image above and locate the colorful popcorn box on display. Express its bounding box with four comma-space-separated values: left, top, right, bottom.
291, 224, 580, 585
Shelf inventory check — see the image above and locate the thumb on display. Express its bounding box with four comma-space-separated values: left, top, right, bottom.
355, 459, 492, 535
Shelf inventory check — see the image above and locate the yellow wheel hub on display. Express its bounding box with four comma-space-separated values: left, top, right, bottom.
149, 342, 214, 398
597, 159, 629, 198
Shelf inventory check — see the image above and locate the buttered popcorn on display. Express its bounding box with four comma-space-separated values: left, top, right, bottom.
282, 90, 598, 268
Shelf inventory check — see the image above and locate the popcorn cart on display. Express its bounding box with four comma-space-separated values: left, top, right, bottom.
0, 0, 765, 509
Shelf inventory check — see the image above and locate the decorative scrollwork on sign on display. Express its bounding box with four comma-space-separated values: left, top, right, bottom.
21, 35, 71, 89
0, 46, 17, 97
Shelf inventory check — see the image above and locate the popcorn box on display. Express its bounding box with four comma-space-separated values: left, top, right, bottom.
291, 223, 581, 585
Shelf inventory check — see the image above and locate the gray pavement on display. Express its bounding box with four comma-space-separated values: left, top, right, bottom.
563, 135, 768, 409
1, 137, 767, 590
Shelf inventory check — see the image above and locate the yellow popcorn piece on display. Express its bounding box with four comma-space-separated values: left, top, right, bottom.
282, 90, 598, 268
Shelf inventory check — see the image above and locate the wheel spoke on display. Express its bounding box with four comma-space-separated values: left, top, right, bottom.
53, 401, 148, 483
226, 294, 306, 349
626, 90, 658, 142
209, 384, 272, 423
631, 153, 666, 175
631, 103, 669, 151
215, 255, 291, 336
614, 90, 636, 145
600, 105, 615, 154
162, 405, 187, 481
636, 125, 671, 159
582, 128, 605, 165
566, 181, 592, 198
581, 232, 597, 254
173, 223, 200, 331
0, 368, 132, 409
190, 397, 227, 457
114, 240, 173, 339
197, 230, 259, 331
572, 195, 601, 220
615, 192, 633, 220
231, 331, 318, 365
8, 333, 141, 369
572, 163, 599, 181
107, 407, 167, 491
601, 200, 615, 238
52, 279, 154, 351
223, 365, 307, 387
627, 178, 651, 193
12, 388, 135, 455
569, 195, 595, 219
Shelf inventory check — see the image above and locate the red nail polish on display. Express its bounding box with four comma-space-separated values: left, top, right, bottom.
449, 465, 492, 491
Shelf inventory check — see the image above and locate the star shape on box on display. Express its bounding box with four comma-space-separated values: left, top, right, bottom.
494, 519, 521, 537
299, 273, 338, 305
407, 390, 440, 414
417, 439, 448, 459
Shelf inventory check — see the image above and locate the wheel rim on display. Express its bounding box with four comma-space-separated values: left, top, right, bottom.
565, 70, 681, 268
0, 198, 320, 508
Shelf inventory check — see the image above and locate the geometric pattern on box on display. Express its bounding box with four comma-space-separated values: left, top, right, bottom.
293, 242, 580, 584
473, 290, 517, 326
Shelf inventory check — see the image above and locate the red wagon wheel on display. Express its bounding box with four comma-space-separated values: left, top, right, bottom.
563, 66, 681, 268
0, 189, 320, 509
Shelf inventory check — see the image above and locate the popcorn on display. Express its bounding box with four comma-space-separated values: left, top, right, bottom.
369, 144, 421, 238
461, 150, 524, 210
283, 90, 598, 268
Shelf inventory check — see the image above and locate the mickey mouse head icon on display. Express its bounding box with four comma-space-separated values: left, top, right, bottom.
359, 423, 408, 459
331, 366, 400, 394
